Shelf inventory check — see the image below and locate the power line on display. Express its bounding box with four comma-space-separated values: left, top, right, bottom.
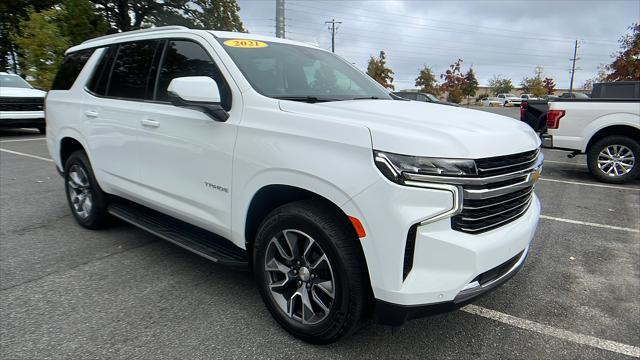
310, 0, 620, 45
286, 3, 619, 45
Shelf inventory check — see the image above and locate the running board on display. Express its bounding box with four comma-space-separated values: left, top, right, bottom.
107, 201, 248, 270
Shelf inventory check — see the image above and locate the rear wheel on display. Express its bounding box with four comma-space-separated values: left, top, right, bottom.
253, 200, 369, 344
64, 150, 110, 228
587, 135, 639, 184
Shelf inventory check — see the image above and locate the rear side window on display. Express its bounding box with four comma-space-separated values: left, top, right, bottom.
156, 40, 231, 110
108, 40, 162, 99
51, 49, 95, 90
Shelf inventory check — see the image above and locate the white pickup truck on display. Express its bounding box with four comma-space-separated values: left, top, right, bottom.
542, 96, 640, 183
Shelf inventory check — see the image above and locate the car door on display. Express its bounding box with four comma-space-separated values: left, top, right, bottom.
83, 40, 163, 196
136, 38, 239, 237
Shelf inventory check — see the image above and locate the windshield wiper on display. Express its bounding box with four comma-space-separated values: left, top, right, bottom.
350, 96, 383, 100
274, 96, 341, 103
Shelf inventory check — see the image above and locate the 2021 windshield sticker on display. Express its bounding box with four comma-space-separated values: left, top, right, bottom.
223, 39, 268, 48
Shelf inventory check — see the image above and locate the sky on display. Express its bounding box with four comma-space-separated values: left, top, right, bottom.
237, 0, 639, 90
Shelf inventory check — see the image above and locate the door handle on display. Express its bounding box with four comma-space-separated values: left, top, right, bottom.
84, 110, 99, 118
141, 119, 160, 128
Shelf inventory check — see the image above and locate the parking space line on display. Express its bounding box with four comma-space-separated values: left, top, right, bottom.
540, 177, 640, 191
0, 148, 54, 163
0, 138, 46, 143
540, 215, 639, 233
463, 305, 640, 358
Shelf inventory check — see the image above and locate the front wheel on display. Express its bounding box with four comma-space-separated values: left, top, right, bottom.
253, 200, 369, 344
587, 135, 639, 184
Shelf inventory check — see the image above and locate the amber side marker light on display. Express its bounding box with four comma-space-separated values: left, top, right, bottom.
348, 216, 366, 238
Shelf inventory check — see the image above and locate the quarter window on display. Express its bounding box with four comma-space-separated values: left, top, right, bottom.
51, 48, 95, 90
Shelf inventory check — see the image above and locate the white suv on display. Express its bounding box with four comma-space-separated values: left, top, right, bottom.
46, 27, 542, 343
0, 72, 46, 133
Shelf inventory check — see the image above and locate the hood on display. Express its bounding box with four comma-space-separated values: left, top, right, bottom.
279, 99, 540, 158
0, 87, 46, 98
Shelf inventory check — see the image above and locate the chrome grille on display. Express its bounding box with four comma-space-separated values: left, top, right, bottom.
452, 186, 534, 234
450, 150, 541, 234
0, 97, 44, 112
475, 149, 539, 177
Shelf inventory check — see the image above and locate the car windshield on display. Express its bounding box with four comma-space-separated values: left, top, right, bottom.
0, 74, 32, 89
217, 39, 392, 102
425, 94, 438, 102
506, 94, 517, 98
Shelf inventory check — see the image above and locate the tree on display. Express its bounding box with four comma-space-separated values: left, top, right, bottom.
187, 0, 245, 31
90, 0, 245, 32
461, 67, 478, 105
440, 59, 465, 103
488, 75, 513, 95
414, 66, 439, 95
60, 0, 110, 45
542, 77, 556, 95
605, 23, 640, 81
0, 0, 56, 72
12, 8, 70, 89
520, 68, 546, 98
367, 50, 394, 89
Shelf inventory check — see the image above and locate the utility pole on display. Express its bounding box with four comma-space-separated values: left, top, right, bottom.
276, 0, 285, 38
569, 40, 580, 94
325, 19, 342, 53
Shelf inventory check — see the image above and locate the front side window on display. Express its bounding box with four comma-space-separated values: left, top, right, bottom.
108, 40, 161, 99
218, 39, 392, 101
156, 40, 231, 110
0, 74, 32, 89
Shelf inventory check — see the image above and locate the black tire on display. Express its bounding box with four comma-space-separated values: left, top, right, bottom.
64, 150, 110, 229
253, 200, 370, 344
587, 135, 639, 184
37, 127, 46, 134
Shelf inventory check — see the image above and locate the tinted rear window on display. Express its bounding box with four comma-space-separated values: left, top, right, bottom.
51, 49, 95, 90
108, 40, 162, 99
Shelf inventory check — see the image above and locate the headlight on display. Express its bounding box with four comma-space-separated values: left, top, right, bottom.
374, 150, 477, 183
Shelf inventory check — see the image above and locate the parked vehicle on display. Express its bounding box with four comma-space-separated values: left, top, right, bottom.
394, 91, 459, 106
46, 27, 543, 343
481, 97, 502, 107
497, 93, 522, 107
520, 94, 538, 100
0, 72, 46, 133
522, 81, 639, 183
558, 92, 590, 99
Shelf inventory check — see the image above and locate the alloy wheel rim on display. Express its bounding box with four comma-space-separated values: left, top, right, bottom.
264, 229, 336, 325
597, 145, 635, 177
67, 164, 93, 218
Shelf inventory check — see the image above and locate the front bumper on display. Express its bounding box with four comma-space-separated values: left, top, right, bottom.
0, 111, 45, 128
376, 246, 529, 326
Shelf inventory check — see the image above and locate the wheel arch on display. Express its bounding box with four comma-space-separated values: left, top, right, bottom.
59, 136, 86, 170
586, 124, 640, 153
242, 182, 374, 305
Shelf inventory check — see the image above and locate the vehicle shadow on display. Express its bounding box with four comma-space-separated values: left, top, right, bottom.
0, 128, 41, 138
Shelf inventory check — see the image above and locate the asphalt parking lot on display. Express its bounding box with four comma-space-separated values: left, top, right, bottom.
1, 113, 639, 359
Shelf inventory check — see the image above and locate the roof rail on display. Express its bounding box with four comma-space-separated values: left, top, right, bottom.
82, 26, 189, 44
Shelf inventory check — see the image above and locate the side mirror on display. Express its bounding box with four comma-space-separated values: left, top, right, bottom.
167, 76, 229, 122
